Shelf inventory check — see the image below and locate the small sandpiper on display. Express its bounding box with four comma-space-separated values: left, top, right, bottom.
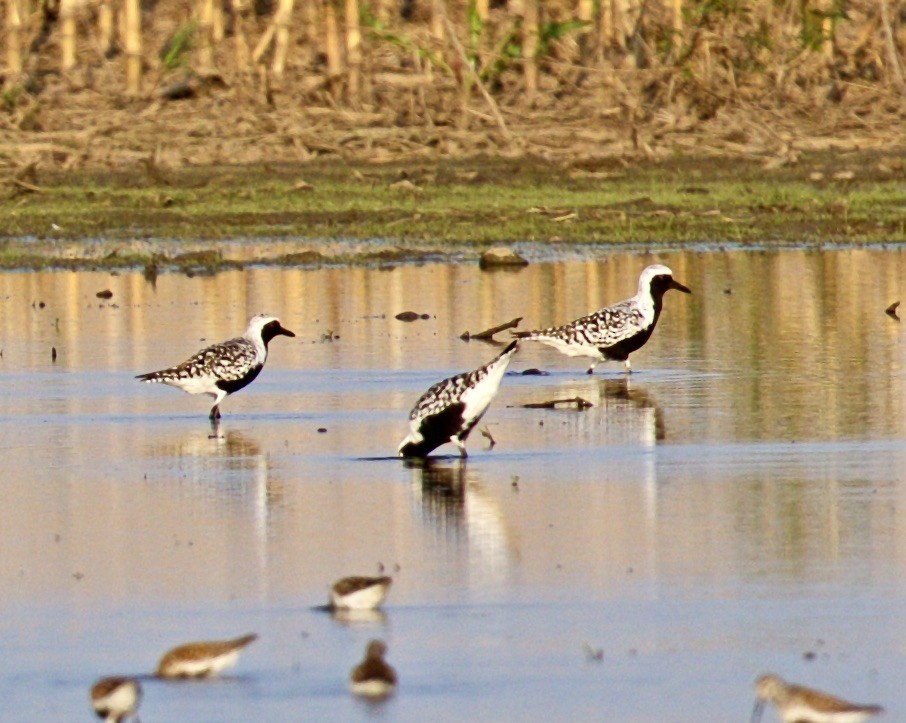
398, 340, 519, 458
90, 676, 142, 723
349, 639, 397, 699
514, 264, 690, 373
155, 633, 258, 679
136, 314, 295, 420
751, 673, 884, 723
330, 576, 393, 611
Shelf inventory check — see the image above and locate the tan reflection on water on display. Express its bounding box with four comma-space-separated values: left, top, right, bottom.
0, 248, 903, 610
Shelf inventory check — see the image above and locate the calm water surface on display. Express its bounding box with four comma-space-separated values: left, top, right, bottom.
0, 248, 904, 721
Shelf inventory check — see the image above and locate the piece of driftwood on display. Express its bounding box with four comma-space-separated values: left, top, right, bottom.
885, 301, 900, 321
460, 316, 522, 341
519, 397, 593, 410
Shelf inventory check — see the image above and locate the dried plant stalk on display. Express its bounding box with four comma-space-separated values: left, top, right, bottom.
98, 0, 115, 56
323, 0, 343, 84
614, 0, 630, 48
6, 0, 23, 74
123, 0, 142, 93
212, 0, 224, 41
231, 0, 251, 72
880, 0, 905, 87
301, 0, 319, 43
60, 0, 78, 71
430, 0, 444, 43
599, 0, 613, 47
671, 0, 682, 34
474, 0, 489, 21
577, 0, 594, 62
522, 0, 539, 96
197, 0, 215, 70
441, 9, 511, 139
272, 0, 295, 77
345, 0, 361, 104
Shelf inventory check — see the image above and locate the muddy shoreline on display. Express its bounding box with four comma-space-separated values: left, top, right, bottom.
2, 152, 904, 271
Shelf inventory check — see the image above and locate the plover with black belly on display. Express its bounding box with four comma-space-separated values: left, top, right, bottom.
137, 314, 294, 419
751, 673, 884, 723
349, 639, 397, 699
90, 677, 142, 723
514, 264, 690, 373
398, 340, 519, 458
330, 575, 393, 611
155, 633, 258, 679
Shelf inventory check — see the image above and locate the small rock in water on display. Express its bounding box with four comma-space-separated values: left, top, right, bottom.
479, 247, 529, 270
395, 311, 425, 322
96, 289, 113, 299
521, 368, 550, 376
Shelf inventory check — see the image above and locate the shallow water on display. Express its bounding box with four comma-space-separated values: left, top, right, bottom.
0, 247, 904, 721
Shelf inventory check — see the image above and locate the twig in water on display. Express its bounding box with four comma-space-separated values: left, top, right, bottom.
460, 316, 522, 341
519, 397, 593, 410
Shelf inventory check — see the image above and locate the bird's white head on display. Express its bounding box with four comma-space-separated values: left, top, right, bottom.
245, 314, 296, 345
637, 264, 692, 297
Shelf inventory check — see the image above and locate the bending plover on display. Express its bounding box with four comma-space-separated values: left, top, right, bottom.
349, 639, 397, 699
136, 314, 294, 419
751, 673, 884, 723
90, 677, 142, 723
155, 633, 258, 679
398, 340, 518, 458
514, 264, 690, 373
330, 576, 393, 611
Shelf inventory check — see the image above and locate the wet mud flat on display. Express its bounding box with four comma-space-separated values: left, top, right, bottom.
0, 248, 904, 720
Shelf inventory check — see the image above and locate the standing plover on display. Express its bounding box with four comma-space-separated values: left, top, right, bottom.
349, 639, 397, 698
514, 264, 690, 373
155, 633, 258, 679
330, 576, 393, 611
751, 673, 884, 723
136, 314, 294, 419
90, 676, 142, 723
398, 340, 519, 458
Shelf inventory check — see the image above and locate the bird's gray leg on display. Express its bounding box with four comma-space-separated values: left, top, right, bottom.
209, 404, 221, 420
624, 359, 632, 374
454, 438, 468, 458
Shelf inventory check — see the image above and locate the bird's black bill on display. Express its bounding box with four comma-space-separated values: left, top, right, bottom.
261, 320, 296, 344
670, 279, 692, 294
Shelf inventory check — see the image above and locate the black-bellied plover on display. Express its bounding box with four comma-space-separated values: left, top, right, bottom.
349, 639, 397, 699
514, 264, 690, 373
155, 633, 258, 679
137, 314, 294, 419
751, 673, 884, 723
398, 340, 518, 458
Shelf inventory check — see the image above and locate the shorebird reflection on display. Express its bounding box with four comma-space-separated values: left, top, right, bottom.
407, 459, 516, 575
597, 377, 665, 443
